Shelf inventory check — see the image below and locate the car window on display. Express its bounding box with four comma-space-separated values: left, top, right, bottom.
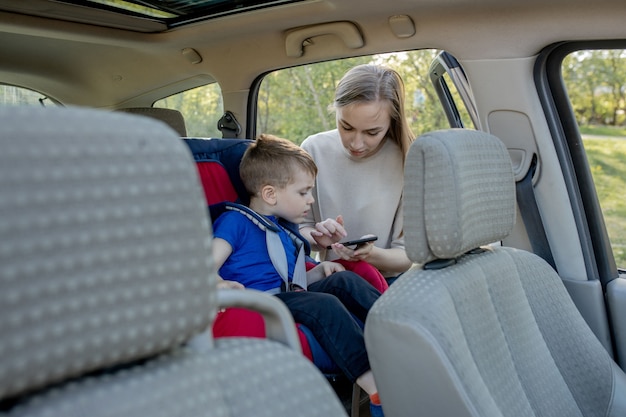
0, 84, 58, 107
429, 52, 478, 129
561, 48, 626, 269
154, 83, 224, 138
256, 50, 458, 144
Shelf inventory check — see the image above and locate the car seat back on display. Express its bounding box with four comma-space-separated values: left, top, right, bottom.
364, 128, 626, 417
0, 107, 347, 417
118, 107, 188, 136
183, 137, 251, 205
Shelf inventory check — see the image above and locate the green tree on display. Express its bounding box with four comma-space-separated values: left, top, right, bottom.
604, 50, 626, 126
0, 85, 52, 106
156, 84, 224, 137
563, 50, 626, 126
376, 50, 449, 135
258, 57, 370, 143
256, 50, 452, 144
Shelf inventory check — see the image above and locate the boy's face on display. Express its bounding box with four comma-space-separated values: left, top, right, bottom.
273, 169, 315, 224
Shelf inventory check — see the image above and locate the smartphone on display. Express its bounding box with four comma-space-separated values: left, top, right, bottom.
326, 236, 378, 249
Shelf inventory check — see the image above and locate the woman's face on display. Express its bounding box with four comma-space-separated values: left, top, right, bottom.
336, 100, 391, 159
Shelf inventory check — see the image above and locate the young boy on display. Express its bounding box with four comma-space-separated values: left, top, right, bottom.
212, 134, 384, 416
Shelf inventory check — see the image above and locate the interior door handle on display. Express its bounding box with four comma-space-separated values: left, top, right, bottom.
285, 21, 364, 57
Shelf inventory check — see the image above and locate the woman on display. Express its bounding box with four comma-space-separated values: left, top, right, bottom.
300, 64, 415, 280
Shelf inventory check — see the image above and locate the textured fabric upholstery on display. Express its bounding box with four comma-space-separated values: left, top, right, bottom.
119, 107, 188, 136
0, 107, 212, 399
402, 128, 516, 265
0, 106, 347, 417
364, 129, 626, 417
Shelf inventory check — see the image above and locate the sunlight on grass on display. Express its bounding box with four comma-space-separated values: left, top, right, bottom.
583, 136, 626, 267
580, 125, 626, 137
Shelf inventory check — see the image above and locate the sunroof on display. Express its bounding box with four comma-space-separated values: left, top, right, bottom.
88, 1, 177, 19
63, 0, 304, 28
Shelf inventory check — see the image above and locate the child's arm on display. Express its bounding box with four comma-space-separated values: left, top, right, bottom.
217, 279, 244, 289
213, 238, 245, 290
306, 261, 345, 285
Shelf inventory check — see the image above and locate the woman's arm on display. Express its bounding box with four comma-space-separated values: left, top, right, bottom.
365, 246, 412, 276
330, 242, 412, 277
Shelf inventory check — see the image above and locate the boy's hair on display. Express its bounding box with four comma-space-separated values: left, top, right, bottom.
240, 134, 318, 196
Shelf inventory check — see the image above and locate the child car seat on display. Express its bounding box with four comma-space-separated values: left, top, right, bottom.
183, 138, 382, 414
184, 137, 387, 354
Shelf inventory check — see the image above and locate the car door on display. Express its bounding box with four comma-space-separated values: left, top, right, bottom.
538, 41, 626, 368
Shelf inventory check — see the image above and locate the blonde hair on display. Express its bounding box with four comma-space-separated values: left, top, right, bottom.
240, 134, 318, 196
333, 64, 415, 160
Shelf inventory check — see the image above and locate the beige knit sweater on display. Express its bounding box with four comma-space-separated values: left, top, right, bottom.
301, 129, 405, 273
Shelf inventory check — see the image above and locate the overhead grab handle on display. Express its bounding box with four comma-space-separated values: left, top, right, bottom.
285, 21, 364, 57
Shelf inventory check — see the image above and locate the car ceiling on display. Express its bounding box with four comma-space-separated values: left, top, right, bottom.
0, 0, 624, 107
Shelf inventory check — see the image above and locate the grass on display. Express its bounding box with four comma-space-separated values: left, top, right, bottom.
581, 131, 626, 267
580, 125, 626, 137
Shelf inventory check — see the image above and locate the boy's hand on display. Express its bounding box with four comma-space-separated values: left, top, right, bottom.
217, 277, 245, 290
306, 261, 345, 284
310, 215, 347, 248
319, 261, 346, 277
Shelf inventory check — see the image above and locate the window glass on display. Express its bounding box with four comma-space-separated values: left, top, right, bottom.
257, 50, 453, 145
155, 83, 224, 137
0, 85, 57, 106
562, 49, 626, 267
441, 72, 475, 128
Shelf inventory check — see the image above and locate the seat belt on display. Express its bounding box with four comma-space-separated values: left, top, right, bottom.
515, 154, 557, 270
266, 230, 308, 291
217, 111, 242, 138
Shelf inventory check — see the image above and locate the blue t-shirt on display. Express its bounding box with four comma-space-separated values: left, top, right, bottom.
213, 210, 298, 292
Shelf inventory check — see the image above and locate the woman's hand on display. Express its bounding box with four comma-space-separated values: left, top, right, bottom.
310, 215, 348, 248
